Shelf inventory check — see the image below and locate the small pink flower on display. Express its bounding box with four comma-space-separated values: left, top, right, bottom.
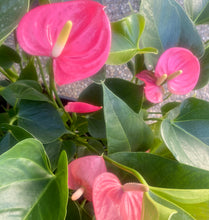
93, 172, 149, 220
64, 102, 102, 113
68, 156, 107, 201
17, 0, 111, 85
136, 47, 200, 103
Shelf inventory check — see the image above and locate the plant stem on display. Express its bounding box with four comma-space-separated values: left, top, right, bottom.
36, 57, 51, 98
48, 60, 73, 124
0, 67, 17, 82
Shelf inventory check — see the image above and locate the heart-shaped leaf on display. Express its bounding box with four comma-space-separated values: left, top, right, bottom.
161, 97, 209, 170
106, 13, 157, 65
0, 138, 68, 219
17, 100, 67, 144
0, 0, 29, 44
184, 0, 209, 25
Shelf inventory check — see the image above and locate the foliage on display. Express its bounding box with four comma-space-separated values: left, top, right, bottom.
0, 0, 209, 219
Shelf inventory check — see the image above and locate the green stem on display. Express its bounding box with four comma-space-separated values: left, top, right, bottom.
48, 60, 73, 124
103, 155, 148, 186
36, 57, 51, 98
0, 67, 17, 82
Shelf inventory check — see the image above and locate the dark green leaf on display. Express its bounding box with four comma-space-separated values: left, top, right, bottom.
0, 80, 51, 105
0, 132, 17, 154
107, 13, 157, 65
161, 97, 209, 170
17, 100, 67, 144
19, 59, 38, 81
0, 0, 29, 44
109, 152, 209, 189
0, 138, 68, 219
103, 83, 152, 153
184, 0, 209, 25
0, 45, 21, 68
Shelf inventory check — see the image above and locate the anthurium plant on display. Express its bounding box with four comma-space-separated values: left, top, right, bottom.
0, 0, 209, 219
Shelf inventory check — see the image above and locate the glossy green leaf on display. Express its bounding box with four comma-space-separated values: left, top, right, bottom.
0, 138, 68, 219
109, 152, 209, 189
161, 97, 209, 170
195, 44, 209, 89
0, 0, 29, 44
0, 132, 17, 154
150, 187, 209, 219
140, 0, 204, 68
184, 0, 209, 25
0, 80, 51, 106
0, 45, 21, 69
17, 100, 67, 144
103, 83, 153, 154
106, 13, 157, 65
142, 193, 176, 220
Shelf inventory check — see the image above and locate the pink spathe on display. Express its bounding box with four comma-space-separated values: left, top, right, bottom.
93, 172, 144, 220
136, 47, 200, 103
17, 0, 111, 85
68, 156, 107, 201
64, 102, 102, 113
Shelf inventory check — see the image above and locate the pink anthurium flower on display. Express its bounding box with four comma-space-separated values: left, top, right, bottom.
64, 102, 102, 113
17, 0, 111, 85
136, 47, 200, 103
68, 156, 107, 201
93, 172, 149, 220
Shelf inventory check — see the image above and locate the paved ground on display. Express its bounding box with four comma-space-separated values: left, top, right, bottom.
57, 0, 209, 103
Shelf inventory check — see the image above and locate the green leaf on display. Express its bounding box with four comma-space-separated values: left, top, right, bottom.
0, 80, 51, 106
184, 0, 209, 25
103, 83, 153, 153
142, 193, 177, 220
17, 100, 67, 144
150, 187, 209, 219
106, 13, 157, 65
19, 59, 38, 81
0, 0, 29, 44
0, 138, 68, 219
0, 45, 21, 69
109, 152, 209, 188
140, 0, 204, 68
0, 132, 17, 154
161, 97, 209, 170
195, 44, 209, 89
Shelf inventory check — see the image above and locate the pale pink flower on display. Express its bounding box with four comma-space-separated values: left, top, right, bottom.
93, 172, 148, 220
68, 156, 107, 201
